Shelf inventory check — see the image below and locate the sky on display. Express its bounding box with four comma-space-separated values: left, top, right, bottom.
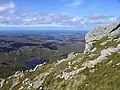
0, 0, 120, 30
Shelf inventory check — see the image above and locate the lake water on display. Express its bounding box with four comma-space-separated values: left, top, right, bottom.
25, 60, 47, 69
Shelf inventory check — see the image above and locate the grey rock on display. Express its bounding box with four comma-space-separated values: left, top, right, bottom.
89, 54, 96, 57
117, 37, 120, 42
0, 78, 5, 88
90, 47, 97, 53
33, 79, 44, 89
84, 23, 120, 53
83, 44, 120, 68
9, 79, 20, 90
84, 42, 93, 54
106, 60, 113, 65
85, 23, 120, 43
57, 52, 75, 65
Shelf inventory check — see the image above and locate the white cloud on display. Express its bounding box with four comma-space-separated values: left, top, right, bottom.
0, 11, 119, 28
0, 1, 16, 13
0, 24, 77, 28
0, 1, 119, 29
0, 13, 86, 27
88, 13, 107, 20
86, 14, 118, 25
66, 0, 84, 7
70, 17, 82, 22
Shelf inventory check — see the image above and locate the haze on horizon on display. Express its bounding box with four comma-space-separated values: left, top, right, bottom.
0, 0, 120, 30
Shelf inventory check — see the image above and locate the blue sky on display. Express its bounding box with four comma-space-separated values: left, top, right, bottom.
0, 0, 120, 30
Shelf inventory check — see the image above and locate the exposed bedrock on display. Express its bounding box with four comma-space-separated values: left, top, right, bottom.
84, 23, 120, 53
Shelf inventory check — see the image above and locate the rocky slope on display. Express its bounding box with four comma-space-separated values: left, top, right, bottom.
0, 23, 120, 90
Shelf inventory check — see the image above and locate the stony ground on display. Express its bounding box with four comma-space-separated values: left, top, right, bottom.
0, 23, 120, 90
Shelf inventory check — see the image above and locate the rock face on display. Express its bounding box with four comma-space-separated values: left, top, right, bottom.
84, 23, 120, 53
0, 23, 120, 90
0, 78, 5, 87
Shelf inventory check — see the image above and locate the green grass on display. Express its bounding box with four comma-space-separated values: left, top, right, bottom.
0, 35, 120, 90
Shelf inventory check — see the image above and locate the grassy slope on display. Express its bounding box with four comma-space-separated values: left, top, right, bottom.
0, 35, 120, 90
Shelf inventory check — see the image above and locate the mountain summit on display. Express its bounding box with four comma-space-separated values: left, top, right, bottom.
0, 23, 120, 90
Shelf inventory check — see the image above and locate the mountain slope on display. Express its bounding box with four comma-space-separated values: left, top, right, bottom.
0, 23, 120, 90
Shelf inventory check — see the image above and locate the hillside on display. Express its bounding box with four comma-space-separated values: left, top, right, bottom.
0, 23, 120, 90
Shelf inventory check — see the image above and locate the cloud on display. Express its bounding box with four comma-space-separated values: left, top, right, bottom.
0, 13, 85, 27
0, 24, 76, 28
88, 13, 107, 20
0, 1, 119, 29
66, 0, 84, 7
0, 1, 16, 14
0, 11, 119, 28
86, 14, 118, 25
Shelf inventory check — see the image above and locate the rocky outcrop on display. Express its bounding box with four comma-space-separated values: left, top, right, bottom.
84, 23, 120, 53
57, 52, 76, 65
83, 44, 120, 68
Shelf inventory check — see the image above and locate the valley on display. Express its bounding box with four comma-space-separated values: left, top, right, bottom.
0, 30, 86, 78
